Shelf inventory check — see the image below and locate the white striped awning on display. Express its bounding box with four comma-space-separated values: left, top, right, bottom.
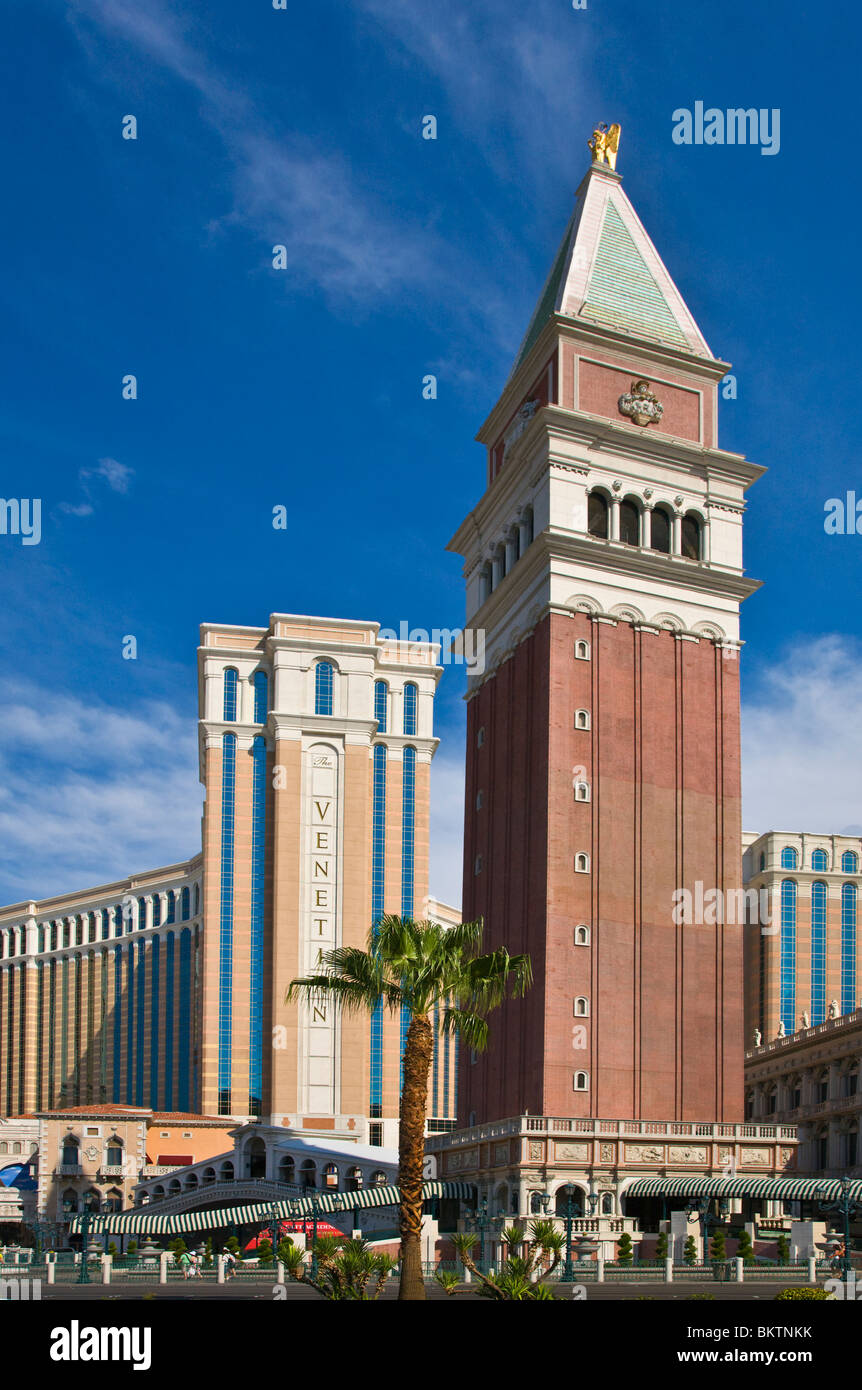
69, 1180, 475, 1235
625, 1176, 862, 1203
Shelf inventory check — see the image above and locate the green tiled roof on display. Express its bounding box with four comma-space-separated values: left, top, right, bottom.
581, 202, 688, 348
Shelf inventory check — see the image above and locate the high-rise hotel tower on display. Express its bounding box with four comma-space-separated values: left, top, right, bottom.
447, 153, 763, 1128
199, 613, 443, 1142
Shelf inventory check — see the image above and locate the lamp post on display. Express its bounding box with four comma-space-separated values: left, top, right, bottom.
467, 1196, 492, 1274
818, 1177, 861, 1286
268, 1202, 281, 1270
686, 1197, 729, 1261
76, 1198, 98, 1285
560, 1183, 579, 1283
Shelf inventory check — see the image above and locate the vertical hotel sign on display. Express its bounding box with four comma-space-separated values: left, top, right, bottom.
302, 743, 339, 1114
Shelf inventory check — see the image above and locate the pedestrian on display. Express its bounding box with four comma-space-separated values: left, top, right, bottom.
179, 1248, 192, 1280
193, 1250, 203, 1278
223, 1248, 236, 1280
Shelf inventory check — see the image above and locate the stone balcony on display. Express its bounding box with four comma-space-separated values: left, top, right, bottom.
425, 1116, 798, 1151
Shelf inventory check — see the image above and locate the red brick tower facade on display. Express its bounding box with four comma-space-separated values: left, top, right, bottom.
448, 157, 763, 1128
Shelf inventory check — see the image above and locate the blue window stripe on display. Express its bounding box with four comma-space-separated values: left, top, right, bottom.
249, 736, 266, 1115
842, 884, 857, 1015
403, 683, 417, 736
112, 949, 122, 1102
370, 744, 386, 1111
374, 681, 388, 733
223, 668, 238, 721
180, 887, 190, 921
179, 928, 192, 1111
811, 881, 827, 1025
315, 661, 334, 716
135, 939, 146, 1104
150, 936, 160, 1106
125, 942, 135, 1103
780, 879, 797, 1036
400, 746, 416, 1087
218, 734, 236, 1112
253, 670, 268, 724
164, 932, 175, 1110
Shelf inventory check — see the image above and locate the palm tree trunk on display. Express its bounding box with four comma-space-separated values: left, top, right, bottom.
398, 1011, 433, 1300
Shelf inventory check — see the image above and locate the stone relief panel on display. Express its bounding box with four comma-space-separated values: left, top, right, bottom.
493, 1141, 509, 1165
446, 1148, 478, 1173
554, 1142, 590, 1162
739, 1148, 771, 1167
599, 1143, 616, 1164
625, 1145, 665, 1164
667, 1146, 708, 1164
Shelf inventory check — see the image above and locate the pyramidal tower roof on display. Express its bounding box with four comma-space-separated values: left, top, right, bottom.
512, 160, 712, 375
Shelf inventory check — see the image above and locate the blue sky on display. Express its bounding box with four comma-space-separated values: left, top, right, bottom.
1, 0, 860, 907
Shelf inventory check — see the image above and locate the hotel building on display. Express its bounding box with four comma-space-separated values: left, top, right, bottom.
0, 614, 459, 1153
742, 831, 861, 1044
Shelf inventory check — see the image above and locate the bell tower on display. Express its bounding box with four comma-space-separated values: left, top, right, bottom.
448, 142, 763, 1126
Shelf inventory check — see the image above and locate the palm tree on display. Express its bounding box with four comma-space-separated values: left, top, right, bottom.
286, 914, 532, 1301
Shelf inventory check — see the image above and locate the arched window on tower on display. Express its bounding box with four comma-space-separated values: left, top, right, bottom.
842, 850, 858, 874
650, 505, 672, 554
223, 668, 238, 721
314, 660, 334, 716
619, 498, 640, 546
587, 491, 609, 539
374, 681, 388, 733
253, 670, 268, 724
780, 847, 798, 870
681, 511, 702, 560
403, 683, 418, 736
812, 848, 828, 872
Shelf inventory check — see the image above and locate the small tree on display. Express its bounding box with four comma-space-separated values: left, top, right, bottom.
683, 1235, 698, 1266
107, 1241, 118, 1260
617, 1232, 633, 1266
654, 1231, 668, 1262
736, 1229, 754, 1265
710, 1228, 727, 1262
776, 1234, 789, 1266
257, 1237, 274, 1267
452, 1221, 563, 1300
282, 1237, 395, 1300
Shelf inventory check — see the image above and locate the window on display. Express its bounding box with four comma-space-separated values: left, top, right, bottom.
574, 925, 590, 946
811, 881, 827, 1024
181, 886, 190, 921
165, 890, 176, 925
759, 851, 766, 872
780, 847, 798, 870
475, 791, 483, 810
374, 680, 388, 733
650, 505, 672, 554
137, 897, 147, 931
574, 997, 589, 1017
779, 879, 797, 1036
106, 1138, 123, 1166
477, 726, 485, 748
619, 498, 640, 546
223, 668, 238, 721
253, 670, 268, 724
61, 1136, 80, 1167
841, 883, 857, 1014
314, 660, 334, 716
474, 855, 483, 876
587, 491, 609, 539
574, 780, 590, 802
574, 640, 590, 661
403, 683, 418, 736
574, 709, 590, 730
681, 512, 702, 560
842, 850, 858, 874
573, 1071, 589, 1091
574, 853, 590, 873
369, 1124, 383, 1148
812, 848, 828, 871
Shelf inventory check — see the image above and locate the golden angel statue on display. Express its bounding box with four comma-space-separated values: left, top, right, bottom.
588, 122, 621, 170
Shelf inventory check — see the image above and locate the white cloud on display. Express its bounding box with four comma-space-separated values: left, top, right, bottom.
742, 636, 862, 837
0, 681, 201, 903
58, 456, 134, 519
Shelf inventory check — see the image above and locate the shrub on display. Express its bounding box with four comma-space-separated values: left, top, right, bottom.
775, 1286, 833, 1300
736, 1229, 755, 1265
683, 1235, 698, 1266
710, 1228, 727, 1261
776, 1234, 790, 1266
617, 1232, 633, 1266
654, 1232, 668, 1261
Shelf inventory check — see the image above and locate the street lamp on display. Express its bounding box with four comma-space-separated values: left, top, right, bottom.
466, 1196, 492, 1274
560, 1183, 580, 1283
76, 1196, 99, 1285
268, 1201, 281, 1270
817, 1177, 861, 1286
686, 1197, 729, 1260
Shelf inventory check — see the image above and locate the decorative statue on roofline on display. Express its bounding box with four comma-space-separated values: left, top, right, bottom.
588, 122, 621, 170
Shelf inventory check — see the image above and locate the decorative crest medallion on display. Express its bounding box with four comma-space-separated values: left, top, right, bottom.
618, 379, 664, 428
588, 122, 621, 170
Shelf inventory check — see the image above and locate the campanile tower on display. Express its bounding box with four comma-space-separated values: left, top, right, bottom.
448, 144, 763, 1127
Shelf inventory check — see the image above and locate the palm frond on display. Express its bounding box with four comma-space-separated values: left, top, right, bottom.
440, 1007, 488, 1052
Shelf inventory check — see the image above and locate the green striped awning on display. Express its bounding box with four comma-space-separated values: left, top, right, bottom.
69, 1181, 475, 1235
625, 1176, 862, 1203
